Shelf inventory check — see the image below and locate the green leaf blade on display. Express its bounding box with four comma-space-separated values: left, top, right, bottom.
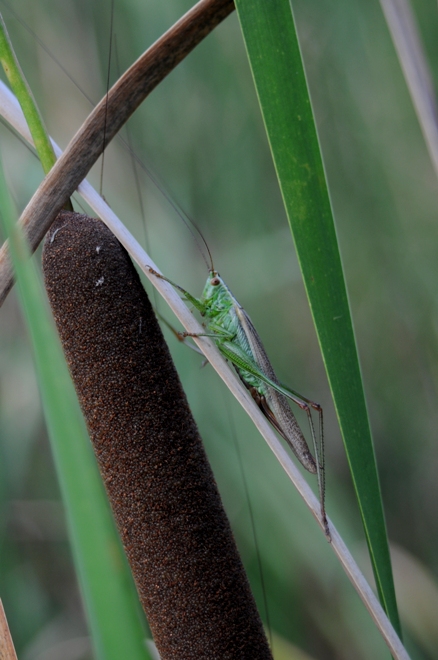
235, 0, 401, 637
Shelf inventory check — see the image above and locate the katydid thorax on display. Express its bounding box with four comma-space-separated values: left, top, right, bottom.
149, 267, 330, 539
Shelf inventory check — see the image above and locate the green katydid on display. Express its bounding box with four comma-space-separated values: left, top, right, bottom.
149, 266, 330, 539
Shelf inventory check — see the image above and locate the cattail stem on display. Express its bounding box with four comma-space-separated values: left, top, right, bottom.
42, 212, 272, 660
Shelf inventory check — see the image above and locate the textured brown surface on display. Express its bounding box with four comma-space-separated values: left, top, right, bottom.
42, 212, 272, 660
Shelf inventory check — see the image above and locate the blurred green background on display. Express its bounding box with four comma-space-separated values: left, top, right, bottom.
0, 0, 437, 658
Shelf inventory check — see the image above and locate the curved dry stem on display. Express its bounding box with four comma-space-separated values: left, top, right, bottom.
0, 81, 410, 660
0, 0, 235, 304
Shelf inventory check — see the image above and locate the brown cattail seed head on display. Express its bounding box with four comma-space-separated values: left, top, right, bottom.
42, 212, 272, 660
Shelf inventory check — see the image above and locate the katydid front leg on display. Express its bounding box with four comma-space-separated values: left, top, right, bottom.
148, 267, 207, 314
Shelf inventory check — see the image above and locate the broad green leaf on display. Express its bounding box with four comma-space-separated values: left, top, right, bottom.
234, 0, 401, 636
0, 159, 151, 659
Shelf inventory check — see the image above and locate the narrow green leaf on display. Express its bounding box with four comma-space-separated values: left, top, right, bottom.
0, 161, 151, 659
0, 14, 56, 175
234, 0, 401, 636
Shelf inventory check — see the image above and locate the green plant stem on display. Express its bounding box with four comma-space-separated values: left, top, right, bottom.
0, 14, 73, 211
0, 14, 55, 174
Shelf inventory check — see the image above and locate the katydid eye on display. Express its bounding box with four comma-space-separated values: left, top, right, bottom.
210, 277, 220, 286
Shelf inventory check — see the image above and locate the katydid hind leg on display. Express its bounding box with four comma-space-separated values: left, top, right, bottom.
308, 412, 328, 538
261, 384, 329, 539
270, 378, 328, 533
244, 358, 329, 538
290, 392, 329, 539
279, 380, 323, 416
224, 336, 329, 532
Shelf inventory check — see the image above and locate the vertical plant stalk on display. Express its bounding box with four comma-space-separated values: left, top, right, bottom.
0, 0, 235, 306
42, 211, 273, 660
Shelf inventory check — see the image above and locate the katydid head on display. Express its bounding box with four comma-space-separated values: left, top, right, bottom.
201, 270, 227, 304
